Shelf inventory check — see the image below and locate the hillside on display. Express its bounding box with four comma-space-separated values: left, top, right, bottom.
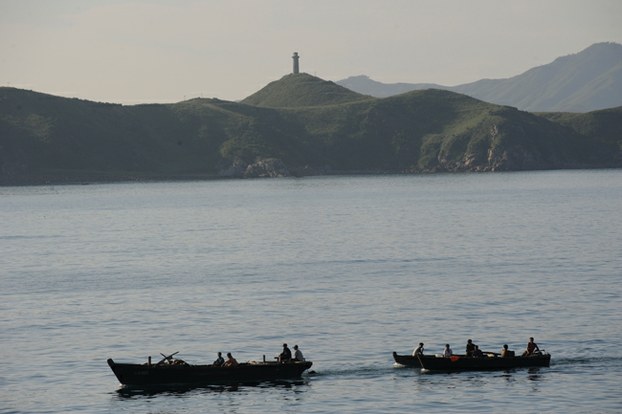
283, 89, 619, 173
1, 76, 620, 185
242, 73, 371, 108
539, 106, 622, 151
0, 88, 241, 183
337, 42, 622, 112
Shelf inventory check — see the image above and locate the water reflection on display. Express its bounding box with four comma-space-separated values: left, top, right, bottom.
527, 367, 543, 381
499, 371, 515, 384
114, 379, 309, 399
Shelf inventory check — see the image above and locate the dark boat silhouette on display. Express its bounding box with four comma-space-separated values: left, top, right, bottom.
393, 351, 551, 372
108, 353, 312, 387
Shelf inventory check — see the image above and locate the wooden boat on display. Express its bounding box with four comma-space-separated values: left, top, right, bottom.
107, 353, 313, 387
393, 351, 551, 372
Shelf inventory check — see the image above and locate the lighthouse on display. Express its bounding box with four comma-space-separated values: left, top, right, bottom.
292, 52, 300, 74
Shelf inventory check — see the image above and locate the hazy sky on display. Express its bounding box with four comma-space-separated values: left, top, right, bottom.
1, 0, 621, 104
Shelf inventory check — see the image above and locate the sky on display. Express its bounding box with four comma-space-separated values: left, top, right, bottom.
1, 0, 621, 104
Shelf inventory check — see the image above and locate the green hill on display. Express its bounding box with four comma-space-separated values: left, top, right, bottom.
283, 89, 618, 172
1, 75, 620, 185
539, 107, 622, 149
241, 73, 371, 108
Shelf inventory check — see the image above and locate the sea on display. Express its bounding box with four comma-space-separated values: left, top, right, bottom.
1, 170, 621, 413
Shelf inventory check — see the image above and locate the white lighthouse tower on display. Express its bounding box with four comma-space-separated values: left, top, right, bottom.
292, 52, 300, 74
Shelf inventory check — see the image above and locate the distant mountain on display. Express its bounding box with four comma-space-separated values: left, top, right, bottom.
337, 75, 443, 98
337, 42, 622, 112
1, 73, 621, 185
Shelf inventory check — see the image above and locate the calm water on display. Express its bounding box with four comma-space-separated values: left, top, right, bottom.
1, 171, 621, 413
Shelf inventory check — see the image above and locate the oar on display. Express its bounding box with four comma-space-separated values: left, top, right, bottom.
158, 351, 179, 364
416, 354, 426, 370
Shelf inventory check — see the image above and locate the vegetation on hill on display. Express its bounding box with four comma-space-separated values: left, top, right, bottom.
241, 73, 371, 108
1, 76, 620, 185
283, 89, 617, 173
539, 107, 622, 161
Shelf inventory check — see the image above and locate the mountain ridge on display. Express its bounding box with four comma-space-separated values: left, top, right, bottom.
337, 42, 622, 112
1, 71, 621, 185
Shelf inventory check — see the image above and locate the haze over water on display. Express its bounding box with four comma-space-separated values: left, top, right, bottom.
2, 170, 621, 413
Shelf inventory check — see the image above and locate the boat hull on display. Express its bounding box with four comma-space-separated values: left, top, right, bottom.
107, 358, 313, 387
393, 352, 550, 372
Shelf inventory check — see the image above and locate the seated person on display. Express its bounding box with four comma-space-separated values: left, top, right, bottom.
443, 344, 453, 358
412, 342, 424, 357
500, 344, 514, 357
466, 339, 476, 357
223, 352, 238, 367
279, 343, 292, 362
523, 337, 540, 356
293, 345, 305, 362
213, 351, 225, 366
